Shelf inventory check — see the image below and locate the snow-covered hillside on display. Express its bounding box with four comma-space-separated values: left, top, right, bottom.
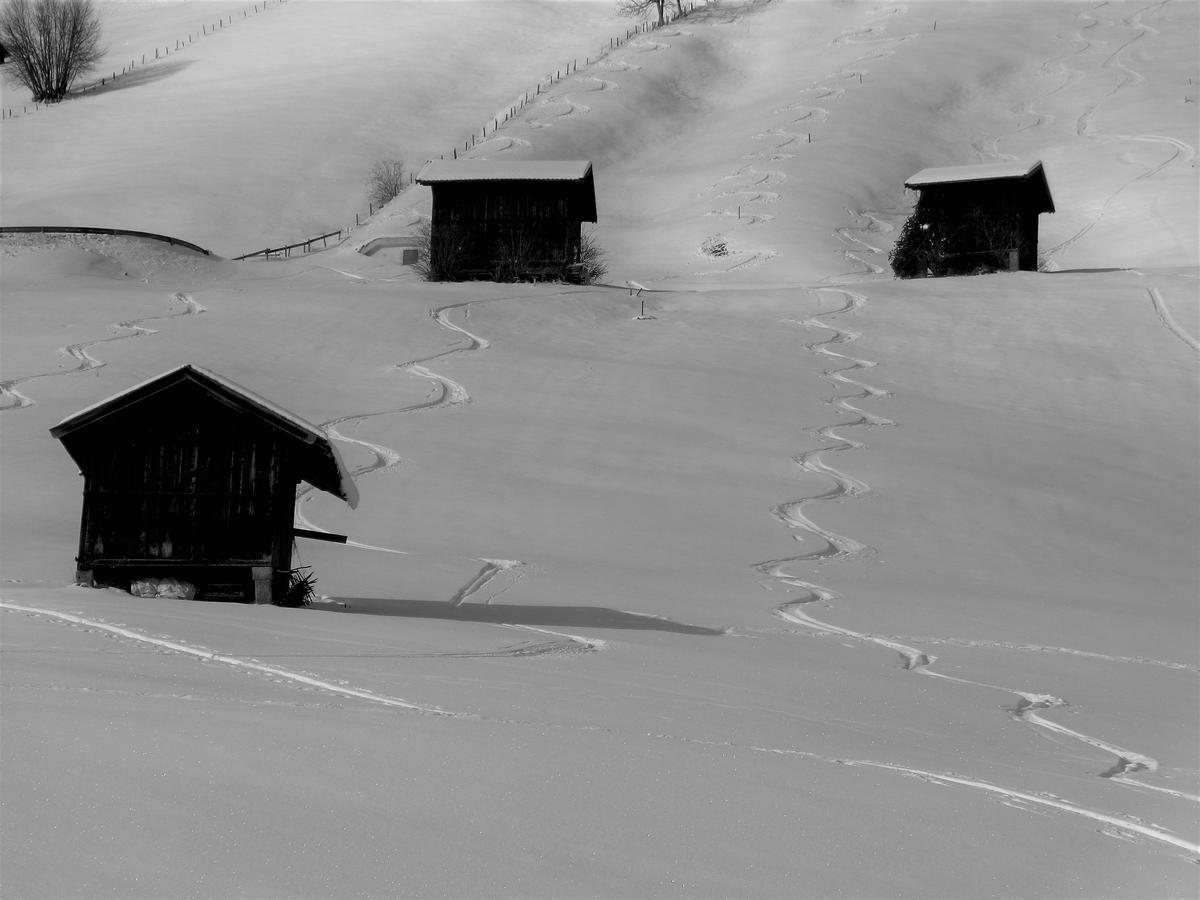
1, 2, 1197, 897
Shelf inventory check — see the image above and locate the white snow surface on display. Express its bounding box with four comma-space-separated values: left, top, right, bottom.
1, 2, 1198, 898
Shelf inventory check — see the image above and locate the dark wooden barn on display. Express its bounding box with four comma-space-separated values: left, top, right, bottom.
904, 160, 1055, 273
415, 159, 597, 281
49, 365, 358, 603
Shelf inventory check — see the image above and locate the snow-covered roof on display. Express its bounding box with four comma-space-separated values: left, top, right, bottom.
904, 161, 1042, 186
904, 160, 1054, 213
50, 364, 359, 508
416, 160, 593, 183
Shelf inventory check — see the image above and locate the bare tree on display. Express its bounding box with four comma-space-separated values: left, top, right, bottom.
619, 0, 667, 27
0, 0, 103, 102
365, 157, 405, 210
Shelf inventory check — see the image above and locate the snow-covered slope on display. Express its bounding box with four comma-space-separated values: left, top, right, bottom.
1, 2, 1197, 897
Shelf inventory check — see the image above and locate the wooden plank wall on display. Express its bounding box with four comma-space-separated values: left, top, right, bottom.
78, 423, 290, 567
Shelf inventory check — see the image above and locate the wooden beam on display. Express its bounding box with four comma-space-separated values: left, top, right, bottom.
293, 527, 348, 544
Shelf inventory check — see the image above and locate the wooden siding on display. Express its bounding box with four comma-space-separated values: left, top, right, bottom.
915, 181, 1042, 273
71, 399, 299, 601
77, 425, 289, 566
431, 180, 591, 276
52, 365, 357, 604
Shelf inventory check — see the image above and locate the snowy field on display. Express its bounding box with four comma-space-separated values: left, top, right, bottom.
1, 1, 1197, 897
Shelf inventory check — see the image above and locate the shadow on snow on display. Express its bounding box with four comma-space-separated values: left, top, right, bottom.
317, 597, 725, 636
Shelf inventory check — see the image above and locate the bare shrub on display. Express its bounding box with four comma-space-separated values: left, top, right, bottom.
0, 0, 104, 102
576, 229, 608, 284
365, 157, 405, 210
492, 228, 537, 282
414, 218, 468, 282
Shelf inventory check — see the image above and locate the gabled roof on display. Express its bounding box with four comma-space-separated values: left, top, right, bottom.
50, 364, 359, 508
904, 160, 1055, 213
416, 160, 593, 183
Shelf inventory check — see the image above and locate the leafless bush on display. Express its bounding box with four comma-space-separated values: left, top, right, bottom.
0, 0, 104, 102
576, 229, 608, 284
365, 157, 405, 210
414, 218, 468, 282
492, 228, 538, 282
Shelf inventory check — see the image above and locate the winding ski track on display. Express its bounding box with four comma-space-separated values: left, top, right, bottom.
696, 10, 915, 276
757, 0, 1197, 809
761, 275, 1193, 822
0, 292, 205, 411
289, 291, 602, 654
1042, 0, 1195, 265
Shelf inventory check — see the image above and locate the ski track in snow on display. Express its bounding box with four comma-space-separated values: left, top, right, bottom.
289, 293, 604, 653
293, 298, 486, 537
830, 208, 900, 278
759, 283, 1194, 809
1042, 0, 1195, 265
0, 292, 205, 411
1145, 287, 1200, 351
470, 135, 533, 156
5, 599, 1192, 856
8, 2, 1192, 858
746, 2, 1199, 814
0, 601, 463, 717
893, 632, 1199, 673
696, 11, 915, 276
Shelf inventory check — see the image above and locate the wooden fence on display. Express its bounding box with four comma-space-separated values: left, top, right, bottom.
231, 2, 703, 260
4, 1, 703, 257
232, 228, 344, 261
1, 1, 285, 121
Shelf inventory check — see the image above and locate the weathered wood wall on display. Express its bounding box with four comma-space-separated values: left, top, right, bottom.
431, 180, 591, 275
916, 182, 1041, 272
75, 406, 297, 601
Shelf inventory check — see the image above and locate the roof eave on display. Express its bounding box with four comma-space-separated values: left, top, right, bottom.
50, 365, 358, 509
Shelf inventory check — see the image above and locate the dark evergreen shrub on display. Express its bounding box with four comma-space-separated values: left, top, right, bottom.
889, 209, 947, 279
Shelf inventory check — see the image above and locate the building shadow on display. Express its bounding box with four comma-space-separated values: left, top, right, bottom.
1044, 267, 1133, 274
319, 596, 726, 636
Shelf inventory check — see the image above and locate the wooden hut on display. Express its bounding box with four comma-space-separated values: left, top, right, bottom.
49, 364, 358, 603
904, 160, 1055, 273
415, 159, 597, 281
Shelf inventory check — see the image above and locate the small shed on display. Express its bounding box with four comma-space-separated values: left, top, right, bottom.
904, 160, 1055, 273
49, 364, 358, 603
415, 159, 597, 281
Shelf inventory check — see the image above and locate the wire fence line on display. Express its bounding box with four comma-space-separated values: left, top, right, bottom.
0, 0, 286, 121
232, 1, 704, 261
2, 1, 702, 260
